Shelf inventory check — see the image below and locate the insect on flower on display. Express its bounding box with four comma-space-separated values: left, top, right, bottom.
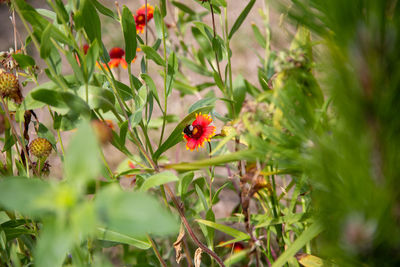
183, 113, 216, 151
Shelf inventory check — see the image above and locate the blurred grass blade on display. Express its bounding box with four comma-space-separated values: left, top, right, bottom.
164, 150, 258, 171
96, 228, 151, 249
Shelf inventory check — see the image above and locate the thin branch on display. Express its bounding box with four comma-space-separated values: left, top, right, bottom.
163, 184, 226, 267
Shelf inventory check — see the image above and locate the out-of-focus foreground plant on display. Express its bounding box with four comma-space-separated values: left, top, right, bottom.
0, 0, 399, 266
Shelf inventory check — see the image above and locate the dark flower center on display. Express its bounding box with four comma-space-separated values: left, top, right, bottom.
109, 47, 125, 59
136, 14, 145, 24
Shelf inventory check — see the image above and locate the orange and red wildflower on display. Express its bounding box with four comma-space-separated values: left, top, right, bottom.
218, 242, 245, 253
183, 113, 216, 151
97, 47, 137, 70
134, 4, 154, 33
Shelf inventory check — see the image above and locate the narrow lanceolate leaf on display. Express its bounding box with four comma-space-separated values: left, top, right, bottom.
228, 0, 256, 39
140, 171, 179, 191
89, 0, 117, 19
80, 0, 102, 43
141, 45, 165, 66
96, 228, 151, 249
272, 223, 323, 267
196, 219, 250, 240
153, 106, 214, 161
171, 1, 196, 15
121, 6, 137, 63
166, 52, 178, 97
164, 150, 259, 171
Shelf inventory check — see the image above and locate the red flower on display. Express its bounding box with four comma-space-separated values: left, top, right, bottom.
134, 4, 154, 33
83, 44, 89, 55
183, 113, 216, 151
218, 242, 245, 253
108, 47, 129, 69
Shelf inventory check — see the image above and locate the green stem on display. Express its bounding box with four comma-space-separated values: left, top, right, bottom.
209, 2, 223, 83
158, 16, 168, 147
147, 234, 167, 267
224, 7, 234, 117
100, 149, 114, 179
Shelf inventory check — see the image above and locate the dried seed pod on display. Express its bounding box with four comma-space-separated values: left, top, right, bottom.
29, 138, 53, 159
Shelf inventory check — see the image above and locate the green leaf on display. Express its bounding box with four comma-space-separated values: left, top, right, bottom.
256, 212, 313, 229
140, 74, 161, 108
188, 97, 217, 113
160, 0, 167, 17
0, 177, 52, 216
233, 75, 247, 116
130, 86, 147, 127
196, 219, 250, 240
76, 85, 116, 112
171, 1, 196, 15
272, 223, 323, 267
178, 172, 194, 199
38, 123, 57, 149
34, 219, 75, 267
166, 52, 178, 96
153, 7, 164, 39
114, 80, 134, 101
181, 57, 213, 77
141, 45, 165, 66
192, 26, 213, 60
40, 24, 53, 58
212, 182, 229, 204
64, 122, 102, 188
228, 0, 256, 39
12, 54, 35, 69
165, 150, 259, 171
95, 184, 179, 237
153, 106, 213, 160
195, 184, 209, 211
65, 51, 85, 84
80, 0, 102, 43
85, 39, 100, 81
90, 0, 117, 19
251, 23, 266, 48
121, 6, 137, 63
140, 171, 179, 192
96, 228, 151, 249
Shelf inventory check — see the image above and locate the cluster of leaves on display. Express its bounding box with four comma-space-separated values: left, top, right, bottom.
0, 0, 399, 266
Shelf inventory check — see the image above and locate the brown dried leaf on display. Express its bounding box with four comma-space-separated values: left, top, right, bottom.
194, 247, 203, 267
173, 224, 185, 263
